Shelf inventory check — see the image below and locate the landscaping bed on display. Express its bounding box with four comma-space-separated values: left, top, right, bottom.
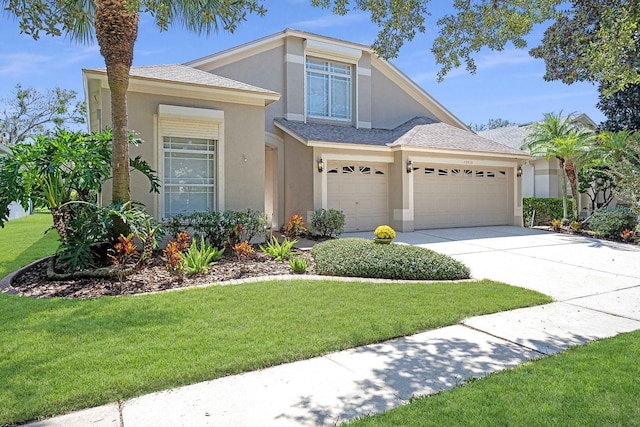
8, 249, 316, 298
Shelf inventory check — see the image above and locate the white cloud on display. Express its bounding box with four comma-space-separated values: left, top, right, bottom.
291, 12, 368, 30
0, 53, 52, 75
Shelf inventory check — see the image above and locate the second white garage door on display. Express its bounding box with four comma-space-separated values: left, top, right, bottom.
414, 165, 510, 229
327, 162, 388, 232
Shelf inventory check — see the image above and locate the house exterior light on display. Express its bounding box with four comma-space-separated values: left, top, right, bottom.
317, 159, 325, 173
406, 160, 414, 173
517, 166, 523, 178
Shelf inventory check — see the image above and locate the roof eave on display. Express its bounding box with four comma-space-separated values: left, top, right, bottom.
82, 69, 281, 106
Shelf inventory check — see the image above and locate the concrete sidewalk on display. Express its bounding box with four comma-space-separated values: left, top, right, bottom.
25, 226, 640, 426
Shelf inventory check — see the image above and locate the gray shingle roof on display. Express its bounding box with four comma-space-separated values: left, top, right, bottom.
478, 126, 531, 151
87, 64, 279, 96
275, 117, 527, 156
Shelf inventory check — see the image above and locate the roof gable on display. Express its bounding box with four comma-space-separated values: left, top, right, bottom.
185, 29, 469, 130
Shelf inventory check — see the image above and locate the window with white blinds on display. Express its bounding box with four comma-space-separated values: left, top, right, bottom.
163, 136, 216, 217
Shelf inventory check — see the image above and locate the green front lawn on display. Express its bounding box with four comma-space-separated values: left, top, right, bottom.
0, 213, 59, 279
348, 329, 640, 426
0, 279, 550, 425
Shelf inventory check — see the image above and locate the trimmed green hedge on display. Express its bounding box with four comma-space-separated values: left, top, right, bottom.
312, 238, 471, 281
523, 197, 574, 226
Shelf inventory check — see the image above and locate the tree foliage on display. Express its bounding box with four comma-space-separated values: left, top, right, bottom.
601, 131, 640, 214
433, 0, 560, 80
0, 84, 85, 146
524, 112, 595, 220
578, 165, 615, 213
529, 0, 640, 93
0, 129, 159, 238
597, 83, 640, 132
470, 118, 519, 132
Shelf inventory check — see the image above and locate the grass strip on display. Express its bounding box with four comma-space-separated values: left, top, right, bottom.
348, 330, 640, 426
0, 213, 59, 279
0, 279, 550, 425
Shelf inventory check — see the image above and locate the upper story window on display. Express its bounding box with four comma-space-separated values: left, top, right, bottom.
306, 58, 352, 121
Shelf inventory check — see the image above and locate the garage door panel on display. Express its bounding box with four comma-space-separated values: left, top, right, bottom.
414, 165, 510, 229
328, 162, 389, 232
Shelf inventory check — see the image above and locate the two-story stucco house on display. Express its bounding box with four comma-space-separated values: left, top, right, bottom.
83, 29, 528, 232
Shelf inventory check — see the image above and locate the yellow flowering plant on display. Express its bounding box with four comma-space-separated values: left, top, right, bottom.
374, 225, 396, 240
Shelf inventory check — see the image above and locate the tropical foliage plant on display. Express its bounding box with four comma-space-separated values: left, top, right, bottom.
182, 237, 224, 275
0, 128, 159, 240
524, 112, 595, 220
289, 256, 308, 274
285, 214, 307, 238
260, 236, 298, 261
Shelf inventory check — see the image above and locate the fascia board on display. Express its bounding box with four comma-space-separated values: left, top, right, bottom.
83, 70, 280, 106
393, 144, 532, 160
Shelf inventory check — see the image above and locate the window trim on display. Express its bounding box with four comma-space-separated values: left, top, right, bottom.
305, 57, 353, 122
162, 136, 218, 218
156, 105, 224, 219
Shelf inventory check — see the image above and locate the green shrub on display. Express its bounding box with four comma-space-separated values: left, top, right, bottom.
524, 197, 574, 226
260, 236, 297, 261
312, 238, 470, 281
289, 256, 307, 274
182, 237, 224, 275
164, 209, 268, 248
588, 207, 638, 239
310, 208, 345, 238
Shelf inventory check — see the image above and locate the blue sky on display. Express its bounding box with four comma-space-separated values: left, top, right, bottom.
0, 1, 604, 127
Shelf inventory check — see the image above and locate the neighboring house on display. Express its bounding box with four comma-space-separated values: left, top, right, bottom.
479, 114, 602, 217
0, 143, 30, 220
83, 29, 529, 232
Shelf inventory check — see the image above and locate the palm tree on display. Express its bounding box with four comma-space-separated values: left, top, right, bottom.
2, 0, 265, 236
524, 112, 595, 220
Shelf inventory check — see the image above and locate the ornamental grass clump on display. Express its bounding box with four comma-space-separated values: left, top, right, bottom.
182, 237, 224, 275
312, 238, 470, 281
374, 225, 396, 240
260, 236, 298, 261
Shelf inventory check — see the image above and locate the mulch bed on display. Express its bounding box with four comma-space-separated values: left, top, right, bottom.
9, 250, 316, 299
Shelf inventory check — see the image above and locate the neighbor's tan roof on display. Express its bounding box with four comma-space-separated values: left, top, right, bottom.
86, 64, 280, 97
275, 117, 526, 156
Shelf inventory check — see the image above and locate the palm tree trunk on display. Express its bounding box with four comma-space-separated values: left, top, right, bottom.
94, 0, 138, 238
558, 158, 568, 219
564, 161, 580, 220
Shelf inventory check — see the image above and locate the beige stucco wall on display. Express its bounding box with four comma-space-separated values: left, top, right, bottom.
97, 89, 266, 220
283, 134, 314, 226
370, 68, 439, 129
201, 45, 286, 136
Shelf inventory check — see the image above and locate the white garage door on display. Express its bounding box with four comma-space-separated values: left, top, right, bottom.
327, 162, 388, 232
414, 165, 510, 229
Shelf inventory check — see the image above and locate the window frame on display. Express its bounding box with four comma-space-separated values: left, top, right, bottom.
162, 136, 218, 218
305, 58, 353, 122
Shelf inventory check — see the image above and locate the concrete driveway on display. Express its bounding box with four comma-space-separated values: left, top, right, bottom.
347, 225, 640, 303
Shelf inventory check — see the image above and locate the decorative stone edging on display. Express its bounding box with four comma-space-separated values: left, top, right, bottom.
0, 256, 54, 296
1, 255, 478, 299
